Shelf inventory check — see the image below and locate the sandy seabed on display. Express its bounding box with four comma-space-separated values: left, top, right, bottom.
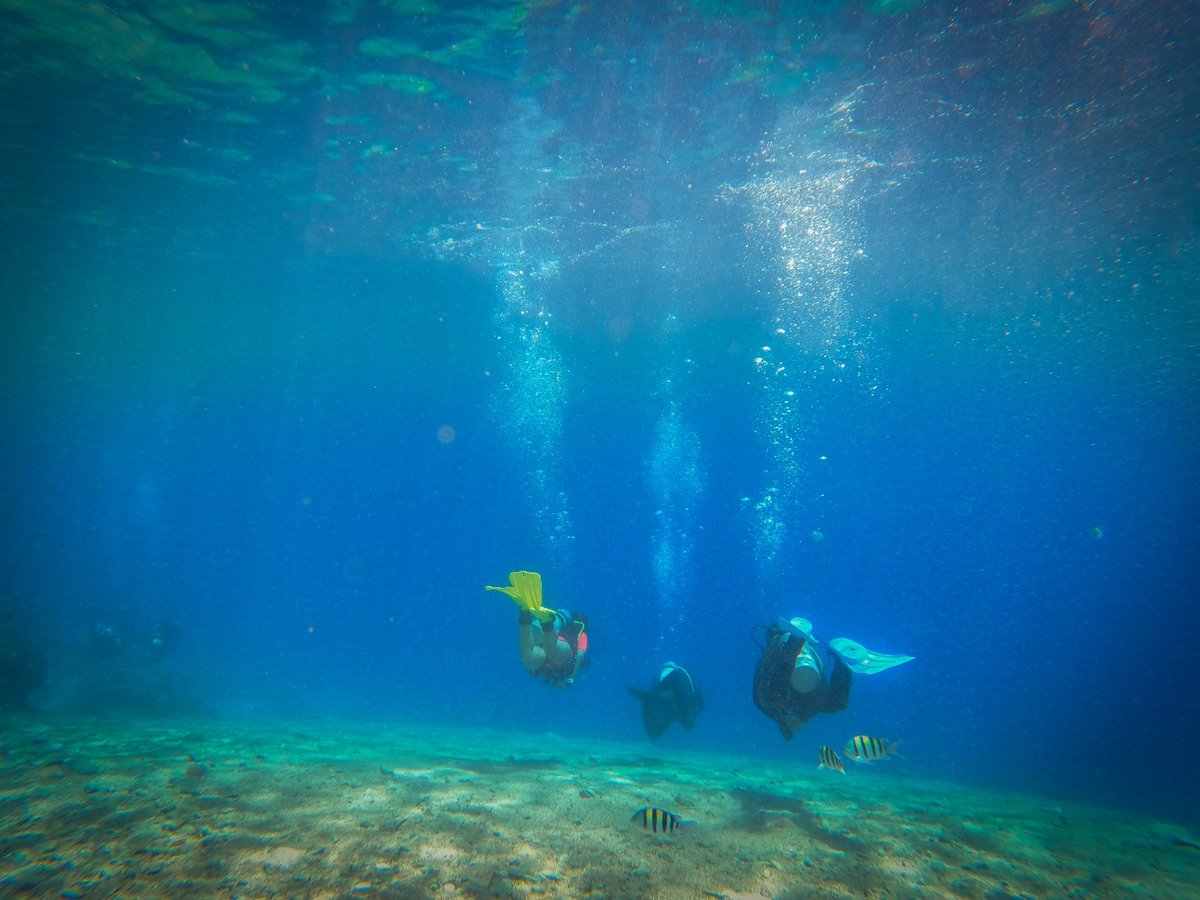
1, 716, 1196, 899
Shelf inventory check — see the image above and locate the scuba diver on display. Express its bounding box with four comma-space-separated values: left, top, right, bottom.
629, 661, 703, 739
485, 571, 588, 689
752, 616, 913, 740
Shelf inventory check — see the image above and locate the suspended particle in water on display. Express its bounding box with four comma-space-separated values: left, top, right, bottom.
437, 425, 456, 444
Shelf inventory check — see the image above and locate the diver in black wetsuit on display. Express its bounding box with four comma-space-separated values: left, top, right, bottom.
752, 618, 851, 739
629, 661, 703, 739
753, 616, 915, 739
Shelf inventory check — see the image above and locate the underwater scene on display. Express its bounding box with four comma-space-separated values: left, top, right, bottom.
2, 1, 1199, 897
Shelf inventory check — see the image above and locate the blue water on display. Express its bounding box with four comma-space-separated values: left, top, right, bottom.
2, 0, 1198, 829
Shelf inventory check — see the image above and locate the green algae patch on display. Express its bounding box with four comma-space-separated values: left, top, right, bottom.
0, 0, 316, 110
356, 72, 440, 96
359, 37, 426, 59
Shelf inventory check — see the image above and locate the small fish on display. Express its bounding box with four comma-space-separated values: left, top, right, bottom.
817, 745, 846, 773
844, 735, 900, 763
630, 806, 686, 834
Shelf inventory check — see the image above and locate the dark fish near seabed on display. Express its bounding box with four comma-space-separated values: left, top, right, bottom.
844, 735, 900, 762
818, 745, 846, 773
630, 806, 687, 834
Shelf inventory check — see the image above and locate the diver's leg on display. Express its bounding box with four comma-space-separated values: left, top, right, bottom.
519, 612, 547, 672
754, 629, 803, 738
541, 615, 573, 668
548, 639, 573, 668
824, 654, 852, 713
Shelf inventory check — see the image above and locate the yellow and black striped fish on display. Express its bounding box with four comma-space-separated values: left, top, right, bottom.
844, 735, 900, 763
817, 745, 846, 773
630, 806, 685, 834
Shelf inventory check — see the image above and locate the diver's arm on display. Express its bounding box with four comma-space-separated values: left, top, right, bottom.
518, 611, 545, 673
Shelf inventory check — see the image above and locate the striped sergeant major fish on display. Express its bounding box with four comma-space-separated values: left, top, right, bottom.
630, 806, 688, 834
844, 735, 901, 763
817, 745, 846, 773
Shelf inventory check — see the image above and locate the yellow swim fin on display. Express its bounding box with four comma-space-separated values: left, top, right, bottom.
485, 570, 557, 622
